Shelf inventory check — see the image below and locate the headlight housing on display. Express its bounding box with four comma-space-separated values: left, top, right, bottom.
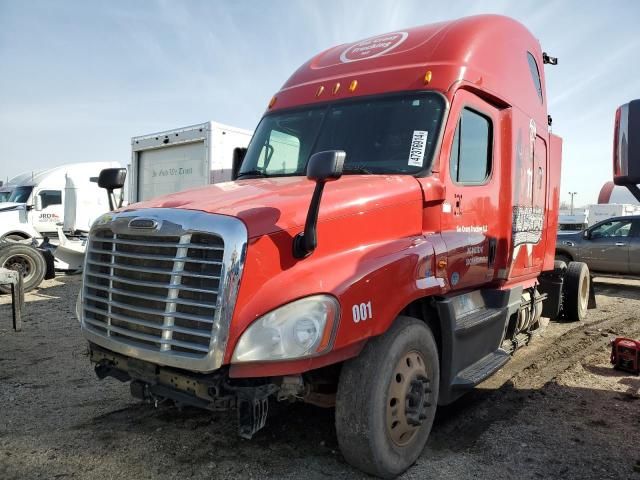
231, 295, 340, 363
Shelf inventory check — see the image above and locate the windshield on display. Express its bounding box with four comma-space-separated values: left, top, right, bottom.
0, 191, 11, 202
239, 92, 445, 177
8, 186, 33, 203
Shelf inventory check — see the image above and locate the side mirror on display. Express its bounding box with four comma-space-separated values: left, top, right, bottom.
231, 147, 247, 181
613, 99, 640, 199
306, 150, 345, 182
34, 194, 42, 211
98, 168, 127, 190
292, 151, 345, 259
583, 230, 590, 239
98, 168, 127, 211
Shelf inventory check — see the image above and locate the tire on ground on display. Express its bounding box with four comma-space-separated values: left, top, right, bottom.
0, 244, 46, 294
562, 261, 590, 322
335, 316, 439, 479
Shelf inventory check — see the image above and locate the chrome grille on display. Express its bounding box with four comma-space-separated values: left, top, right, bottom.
80, 209, 247, 371
84, 231, 223, 355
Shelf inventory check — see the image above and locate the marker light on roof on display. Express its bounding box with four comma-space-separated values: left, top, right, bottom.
316, 85, 325, 97
268, 96, 277, 109
332, 82, 341, 95
424, 70, 433, 84
349, 80, 358, 92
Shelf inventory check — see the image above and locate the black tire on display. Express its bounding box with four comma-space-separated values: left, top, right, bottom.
555, 253, 571, 266
335, 316, 439, 478
562, 261, 590, 322
0, 244, 46, 294
3, 233, 29, 243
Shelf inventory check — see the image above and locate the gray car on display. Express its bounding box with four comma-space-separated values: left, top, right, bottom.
555, 215, 640, 275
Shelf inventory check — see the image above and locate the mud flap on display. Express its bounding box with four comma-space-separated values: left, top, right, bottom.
236, 384, 279, 439
38, 245, 56, 280
588, 275, 597, 309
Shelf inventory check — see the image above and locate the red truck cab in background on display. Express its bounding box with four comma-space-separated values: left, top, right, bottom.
79, 15, 595, 478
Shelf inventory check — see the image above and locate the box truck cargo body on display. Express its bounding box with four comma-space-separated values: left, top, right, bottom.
587, 203, 640, 226
129, 122, 253, 202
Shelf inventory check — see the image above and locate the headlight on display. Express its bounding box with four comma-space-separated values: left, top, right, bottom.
231, 295, 340, 363
75, 289, 82, 323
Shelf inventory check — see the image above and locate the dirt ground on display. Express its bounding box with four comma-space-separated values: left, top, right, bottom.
1, 275, 639, 480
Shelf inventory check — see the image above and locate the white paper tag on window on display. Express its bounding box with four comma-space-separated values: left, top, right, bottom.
408, 130, 428, 167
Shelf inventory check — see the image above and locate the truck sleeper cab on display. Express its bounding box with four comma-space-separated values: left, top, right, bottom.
78, 15, 593, 478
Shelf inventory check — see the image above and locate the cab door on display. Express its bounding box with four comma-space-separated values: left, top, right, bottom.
31, 189, 63, 235
439, 90, 502, 290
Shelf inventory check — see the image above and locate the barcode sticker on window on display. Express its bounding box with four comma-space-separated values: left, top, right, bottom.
408, 130, 428, 167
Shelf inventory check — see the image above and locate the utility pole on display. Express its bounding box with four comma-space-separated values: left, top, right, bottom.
569, 192, 577, 215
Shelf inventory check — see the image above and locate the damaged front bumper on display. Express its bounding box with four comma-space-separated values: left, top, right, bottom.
89, 343, 279, 439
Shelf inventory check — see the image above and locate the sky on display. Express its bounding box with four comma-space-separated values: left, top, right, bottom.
1, 0, 639, 206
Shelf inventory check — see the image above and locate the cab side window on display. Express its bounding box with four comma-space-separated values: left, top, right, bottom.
39, 190, 62, 209
257, 130, 301, 174
527, 52, 543, 103
450, 108, 492, 185
590, 219, 632, 239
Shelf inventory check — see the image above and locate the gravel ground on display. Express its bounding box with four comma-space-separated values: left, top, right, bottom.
1, 275, 639, 479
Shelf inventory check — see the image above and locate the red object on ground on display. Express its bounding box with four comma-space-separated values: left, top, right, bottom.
610, 337, 640, 375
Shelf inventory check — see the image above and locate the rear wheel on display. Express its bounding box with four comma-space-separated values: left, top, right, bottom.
562, 261, 590, 322
555, 253, 571, 265
0, 244, 46, 293
335, 316, 439, 478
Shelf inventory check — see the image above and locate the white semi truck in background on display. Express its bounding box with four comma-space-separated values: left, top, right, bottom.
0, 161, 121, 292
129, 121, 252, 202
0, 162, 120, 243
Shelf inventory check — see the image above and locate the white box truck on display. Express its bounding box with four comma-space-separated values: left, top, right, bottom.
587, 203, 640, 226
129, 122, 253, 202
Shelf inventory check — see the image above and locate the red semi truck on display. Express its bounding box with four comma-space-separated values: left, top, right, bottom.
78, 15, 596, 478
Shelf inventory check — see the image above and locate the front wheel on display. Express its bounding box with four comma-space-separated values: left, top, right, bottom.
335, 316, 439, 478
0, 244, 46, 294
562, 261, 590, 322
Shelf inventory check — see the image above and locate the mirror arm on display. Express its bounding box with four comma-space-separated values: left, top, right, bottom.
293, 181, 325, 258
106, 188, 115, 211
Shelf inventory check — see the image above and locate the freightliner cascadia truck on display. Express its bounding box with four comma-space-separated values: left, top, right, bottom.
77, 15, 597, 478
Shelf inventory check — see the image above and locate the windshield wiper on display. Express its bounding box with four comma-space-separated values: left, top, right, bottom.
342, 166, 374, 175
237, 170, 268, 179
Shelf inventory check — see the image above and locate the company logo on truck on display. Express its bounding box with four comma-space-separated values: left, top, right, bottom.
340, 31, 408, 63
39, 213, 60, 222
152, 167, 194, 178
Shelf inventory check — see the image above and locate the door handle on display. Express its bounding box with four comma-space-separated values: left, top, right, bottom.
615, 242, 626, 247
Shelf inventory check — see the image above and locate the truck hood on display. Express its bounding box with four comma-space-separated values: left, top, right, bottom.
128, 175, 423, 238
